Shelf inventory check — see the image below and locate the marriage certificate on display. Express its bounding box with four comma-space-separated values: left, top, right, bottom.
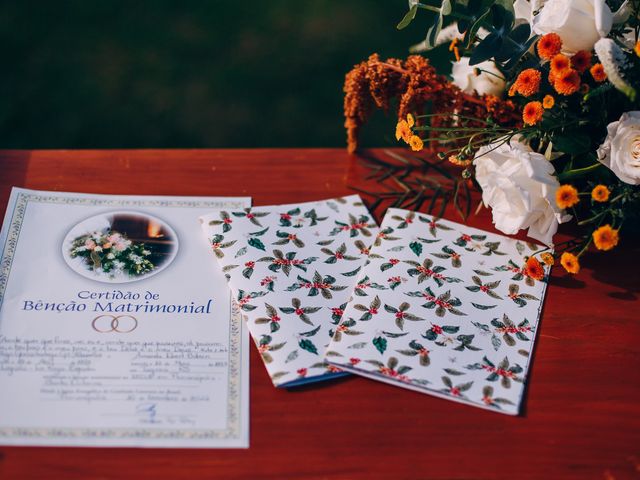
0, 188, 250, 447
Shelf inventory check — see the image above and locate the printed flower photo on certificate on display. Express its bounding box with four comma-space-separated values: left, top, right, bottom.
62, 211, 178, 283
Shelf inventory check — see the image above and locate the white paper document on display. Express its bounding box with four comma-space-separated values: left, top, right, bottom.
0, 188, 251, 447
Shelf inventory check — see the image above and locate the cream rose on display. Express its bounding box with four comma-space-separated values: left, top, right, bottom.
473, 140, 570, 246
451, 57, 505, 97
532, 0, 613, 53
597, 111, 640, 185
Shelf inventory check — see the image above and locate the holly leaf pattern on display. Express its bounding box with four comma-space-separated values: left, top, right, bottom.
322, 207, 550, 416
372, 336, 388, 355
200, 195, 378, 387
248, 237, 266, 251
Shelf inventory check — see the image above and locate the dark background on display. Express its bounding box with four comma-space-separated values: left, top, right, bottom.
0, 1, 450, 149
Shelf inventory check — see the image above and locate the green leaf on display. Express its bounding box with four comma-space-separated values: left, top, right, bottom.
442, 326, 459, 334
382, 331, 409, 338
396, 4, 418, 30
552, 131, 591, 155
298, 339, 318, 355
249, 227, 270, 237
285, 350, 298, 363
373, 336, 388, 355
425, 10, 444, 50
422, 329, 437, 341
409, 241, 423, 257
463, 7, 491, 48
300, 325, 321, 337
248, 237, 266, 251
341, 266, 362, 277
471, 302, 497, 310
470, 32, 502, 66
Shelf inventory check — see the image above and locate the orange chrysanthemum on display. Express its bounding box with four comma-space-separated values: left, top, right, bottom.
537, 33, 562, 60
570, 50, 592, 73
522, 101, 543, 126
514, 68, 542, 97
590, 63, 607, 82
543, 94, 555, 109
592, 225, 619, 251
508, 83, 517, 97
395, 120, 411, 143
550, 54, 570, 73
556, 184, 579, 209
524, 256, 545, 281
554, 68, 581, 95
591, 185, 610, 202
409, 135, 424, 152
635, 40, 640, 57
560, 252, 580, 274
540, 252, 555, 266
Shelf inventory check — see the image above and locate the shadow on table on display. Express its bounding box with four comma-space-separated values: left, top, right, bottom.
286, 373, 356, 393
586, 245, 640, 301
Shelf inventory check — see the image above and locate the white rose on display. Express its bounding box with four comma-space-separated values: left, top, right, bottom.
597, 111, 640, 185
514, 0, 535, 23
451, 57, 505, 97
532, 0, 613, 53
473, 140, 570, 246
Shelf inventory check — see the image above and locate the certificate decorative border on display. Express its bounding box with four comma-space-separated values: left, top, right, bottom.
0, 191, 247, 442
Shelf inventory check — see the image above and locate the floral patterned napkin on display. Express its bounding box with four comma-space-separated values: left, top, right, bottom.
200, 195, 378, 387
325, 208, 550, 415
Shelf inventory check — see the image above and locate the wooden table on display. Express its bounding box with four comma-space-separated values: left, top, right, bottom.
0, 149, 638, 480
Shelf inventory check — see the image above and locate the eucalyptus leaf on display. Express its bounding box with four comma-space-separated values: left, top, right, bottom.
397, 4, 418, 30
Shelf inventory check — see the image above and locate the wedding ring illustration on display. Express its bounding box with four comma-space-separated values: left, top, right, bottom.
91, 314, 138, 333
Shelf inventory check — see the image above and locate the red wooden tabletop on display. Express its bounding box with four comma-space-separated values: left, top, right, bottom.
0, 149, 638, 480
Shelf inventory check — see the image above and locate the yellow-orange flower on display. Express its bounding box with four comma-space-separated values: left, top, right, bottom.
592, 225, 619, 251
556, 184, 579, 209
554, 68, 581, 96
560, 252, 580, 274
522, 101, 544, 126
590, 63, 607, 82
406, 113, 415, 128
524, 256, 545, 281
448, 155, 472, 167
449, 38, 461, 62
591, 185, 610, 202
508, 83, 517, 97
537, 33, 562, 60
570, 50, 592, 73
395, 120, 411, 143
635, 41, 640, 57
543, 95, 555, 109
550, 54, 570, 73
540, 252, 555, 266
514, 68, 542, 97
409, 135, 424, 152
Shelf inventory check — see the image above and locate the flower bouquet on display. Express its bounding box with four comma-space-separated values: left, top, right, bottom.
344, 0, 640, 274
69, 229, 155, 278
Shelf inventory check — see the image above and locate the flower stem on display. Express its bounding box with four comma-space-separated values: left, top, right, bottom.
557, 163, 603, 181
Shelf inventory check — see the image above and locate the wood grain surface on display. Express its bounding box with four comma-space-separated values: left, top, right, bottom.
0, 149, 638, 480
